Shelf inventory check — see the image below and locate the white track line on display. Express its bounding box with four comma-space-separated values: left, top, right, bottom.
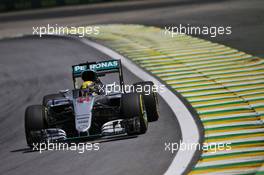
81, 38, 200, 175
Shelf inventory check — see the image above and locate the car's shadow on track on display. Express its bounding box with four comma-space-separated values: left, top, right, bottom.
10, 148, 39, 153
10, 135, 138, 154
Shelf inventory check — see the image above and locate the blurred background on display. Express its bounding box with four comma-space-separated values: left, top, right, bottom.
0, 0, 263, 57
0, 0, 123, 12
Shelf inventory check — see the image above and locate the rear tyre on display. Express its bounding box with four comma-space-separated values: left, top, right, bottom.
133, 81, 159, 122
121, 93, 148, 134
25, 105, 47, 147
42, 93, 63, 106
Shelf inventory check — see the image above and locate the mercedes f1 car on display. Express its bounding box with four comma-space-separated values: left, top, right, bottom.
25, 59, 159, 147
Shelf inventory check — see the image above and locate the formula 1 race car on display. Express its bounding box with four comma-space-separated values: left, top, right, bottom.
25, 59, 159, 147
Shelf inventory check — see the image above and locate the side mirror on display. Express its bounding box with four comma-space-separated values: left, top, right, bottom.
59, 89, 72, 100
59, 89, 69, 94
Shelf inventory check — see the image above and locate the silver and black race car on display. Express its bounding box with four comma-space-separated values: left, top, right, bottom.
24, 59, 159, 147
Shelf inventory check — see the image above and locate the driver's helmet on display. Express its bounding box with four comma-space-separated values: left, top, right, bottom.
81, 81, 93, 89
80, 70, 97, 90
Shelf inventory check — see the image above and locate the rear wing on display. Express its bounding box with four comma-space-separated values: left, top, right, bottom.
72, 60, 121, 77
72, 59, 124, 89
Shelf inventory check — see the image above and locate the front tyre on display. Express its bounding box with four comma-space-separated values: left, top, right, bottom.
133, 81, 159, 122
121, 93, 148, 134
25, 105, 47, 147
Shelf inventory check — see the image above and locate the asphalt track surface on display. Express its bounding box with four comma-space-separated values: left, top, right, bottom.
0, 36, 181, 175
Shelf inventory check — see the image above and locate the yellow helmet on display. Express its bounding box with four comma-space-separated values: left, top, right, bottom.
81, 81, 93, 89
